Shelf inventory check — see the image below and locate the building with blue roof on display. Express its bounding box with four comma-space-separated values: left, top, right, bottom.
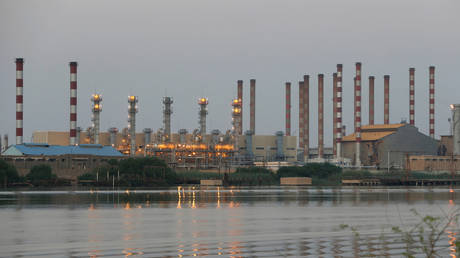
3, 143, 123, 157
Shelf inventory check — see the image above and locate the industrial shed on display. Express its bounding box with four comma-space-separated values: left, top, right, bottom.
342, 124, 438, 169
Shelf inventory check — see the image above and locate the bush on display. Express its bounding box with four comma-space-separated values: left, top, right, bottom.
26, 165, 57, 186
277, 163, 342, 185
0, 160, 22, 187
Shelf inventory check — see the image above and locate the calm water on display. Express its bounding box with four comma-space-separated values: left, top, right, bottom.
0, 186, 459, 257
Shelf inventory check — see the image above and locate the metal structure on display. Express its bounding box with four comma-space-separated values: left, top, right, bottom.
69, 62, 78, 145
355, 63, 362, 167
384, 75, 390, 124
232, 98, 242, 135
332, 73, 337, 157
318, 74, 324, 159
298, 81, 305, 158
163, 97, 173, 142
452, 104, 460, 155
3, 135, 8, 152
76, 127, 82, 144
143, 128, 152, 145
15, 58, 24, 145
369, 76, 375, 125
336, 64, 343, 159
128, 96, 138, 156
198, 98, 208, 136
179, 129, 187, 144
303, 75, 310, 160
250, 79, 256, 134
237, 80, 243, 135
285, 82, 291, 136
409, 68, 415, 126
108, 127, 118, 146
91, 94, 102, 144
429, 66, 435, 138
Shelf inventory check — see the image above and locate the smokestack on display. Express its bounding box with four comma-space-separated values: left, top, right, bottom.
336, 65, 343, 159
409, 68, 415, 126
128, 96, 138, 156
429, 66, 435, 138
285, 82, 291, 136
237, 80, 243, 135
298, 81, 305, 159
108, 127, 118, 146
318, 74, 324, 159
15, 58, 24, 145
250, 79, 256, 134
369, 76, 375, 125
303, 75, 310, 160
198, 98, 208, 136
355, 63, 362, 167
163, 97, 173, 142
69, 62, 78, 145
91, 94, 102, 144
384, 75, 390, 124
332, 73, 337, 157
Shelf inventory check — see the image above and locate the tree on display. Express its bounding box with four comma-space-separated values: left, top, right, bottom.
26, 165, 56, 186
0, 160, 21, 187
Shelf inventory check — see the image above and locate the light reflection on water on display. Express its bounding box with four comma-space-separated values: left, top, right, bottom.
0, 186, 460, 257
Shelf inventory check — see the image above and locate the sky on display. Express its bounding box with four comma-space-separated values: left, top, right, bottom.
1, 0, 459, 147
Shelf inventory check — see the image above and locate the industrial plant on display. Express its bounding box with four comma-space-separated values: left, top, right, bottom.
2, 57, 459, 178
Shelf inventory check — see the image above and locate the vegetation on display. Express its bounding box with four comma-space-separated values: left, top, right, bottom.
26, 164, 61, 186
278, 163, 342, 185
227, 167, 279, 186
0, 159, 23, 187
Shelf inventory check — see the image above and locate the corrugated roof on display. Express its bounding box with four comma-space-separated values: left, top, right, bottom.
342, 131, 395, 142
3, 144, 123, 157
361, 123, 405, 130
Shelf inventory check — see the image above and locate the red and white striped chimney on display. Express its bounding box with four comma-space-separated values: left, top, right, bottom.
285, 82, 291, 136
429, 66, 435, 138
318, 74, 324, 159
15, 58, 24, 145
237, 80, 243, 135
250, 79, 256, 134
409, 68, 415, 126
384, 75, 390, 124
332, 73, 337, 157
336, 65, 343, 159
369, 76, 375, 125
69, 62, 78, 146
355, 63, 362, 167
299, 81, 305, 157
303, 75, 310, 160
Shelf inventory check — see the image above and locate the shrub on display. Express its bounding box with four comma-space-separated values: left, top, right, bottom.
26, 165, 57, 186
0, 160, 22, 187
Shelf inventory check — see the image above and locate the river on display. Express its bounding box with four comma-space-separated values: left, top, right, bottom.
0, 186, 458, 257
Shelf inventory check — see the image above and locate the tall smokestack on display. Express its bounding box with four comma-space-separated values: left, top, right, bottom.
355, 63, 362, 167
384, 75, 390, 124
69, 62, 78, 145
336, 65, 343, 159
237, 80, 243, 135
318, 74, 324, 159
369, 76, 375, 125
429, 66, 435, 138
15, 58, 24, 145
163, 97, 173, 142
91, 94, 102, 144
409, 68, 415, 126
198, 98, 208, 136
299, 81, 305, 158
250, 79, 256, 134
285, 82, 291, 136
128, 96, 138, 156
332, 73, 337, 157
303, 75, 310, 160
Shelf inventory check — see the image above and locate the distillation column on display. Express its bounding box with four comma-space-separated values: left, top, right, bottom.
69, 62, 78, 145
163, 97, 173, 142
91, 94, 102, 144
198, 98, 208, 136
15, 58, 24, 145
108, 127, 118, 146
128, 96, 138, 156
